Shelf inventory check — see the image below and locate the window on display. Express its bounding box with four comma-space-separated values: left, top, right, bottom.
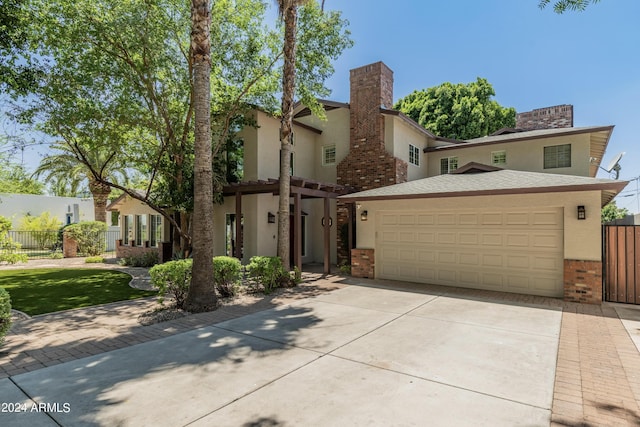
135, 215, 147, 246
149, 215, 162, 247
322, 145, 336, 166
491, 150, 507, 166
440, 157, 458, 174
544, 144, 571, 169
123, 215, 133, 245
409, 144, 420, 166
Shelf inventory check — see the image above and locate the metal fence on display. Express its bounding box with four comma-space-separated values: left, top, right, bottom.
1, 230, 121, 260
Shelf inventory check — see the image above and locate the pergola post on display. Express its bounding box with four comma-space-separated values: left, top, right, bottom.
323, 196, 331, 274
293, 191, 302, 272
234, 191, 242, 260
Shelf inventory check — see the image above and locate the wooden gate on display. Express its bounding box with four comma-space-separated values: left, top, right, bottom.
604, 225, 640, 303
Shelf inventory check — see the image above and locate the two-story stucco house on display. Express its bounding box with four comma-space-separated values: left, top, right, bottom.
109, 61, 627, 303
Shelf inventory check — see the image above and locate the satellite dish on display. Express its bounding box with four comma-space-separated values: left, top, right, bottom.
601, 152, 625, 179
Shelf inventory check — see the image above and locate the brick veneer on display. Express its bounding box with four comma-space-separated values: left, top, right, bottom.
62, 232, 77, 258
336, 62, 408, 263
516, 104, 573, 130
351, 248, 374, 278
115, 240, 160, 260
564, 259, 603, 304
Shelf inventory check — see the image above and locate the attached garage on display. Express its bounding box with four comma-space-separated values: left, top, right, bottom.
340, 164, 628, 302
377, 208, 564, 297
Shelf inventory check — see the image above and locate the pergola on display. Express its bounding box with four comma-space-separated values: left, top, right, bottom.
222, 177, 351, 274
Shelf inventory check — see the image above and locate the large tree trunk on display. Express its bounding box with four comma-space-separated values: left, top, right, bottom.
185, 0, 217, 312
88, 179, 111, 223
277, 3, 298, 272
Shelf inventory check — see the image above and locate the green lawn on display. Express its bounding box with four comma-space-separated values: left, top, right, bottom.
0, 269, 156, 315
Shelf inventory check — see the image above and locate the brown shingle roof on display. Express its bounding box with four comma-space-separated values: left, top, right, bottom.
339, 169, 627, 206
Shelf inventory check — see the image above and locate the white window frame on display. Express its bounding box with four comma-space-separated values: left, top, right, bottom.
544, 144, 571, 169
440, 156, 458, 174
409, 144, 420, 166
135, 214, 147, 247
491, 150, 507, 166
149, 214, 162, 247
322, 144, 336, 166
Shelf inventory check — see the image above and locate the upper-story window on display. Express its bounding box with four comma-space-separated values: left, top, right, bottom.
491, 150, 506, 166
322, 145, 336, 166
544, 144, 571, 169
440, 156, 458, 174
409, 144, 420, 166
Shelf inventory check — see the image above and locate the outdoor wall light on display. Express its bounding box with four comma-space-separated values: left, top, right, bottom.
577, 205, 586, 220
361, 210, 368, 221
267, 212, 276, 223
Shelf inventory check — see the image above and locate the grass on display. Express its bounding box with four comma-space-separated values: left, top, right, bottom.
0, 269, 156, 316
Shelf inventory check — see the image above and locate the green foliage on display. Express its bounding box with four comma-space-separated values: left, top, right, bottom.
48, 250, 63, 259
18, 212, 62, 249
602, 201, 630, 224
539, 0, 600, 13
338, 262, 351, 275
149, 259, 194, 309
119, 251, 159, 268
247, 256, 290, 294
85, 256, 104, 263
0, 287, 11, 346
0, 160, 44, 195
64, 221, 107, 256
0, 268, 153, 315
0, 215, 27, 264
213, 256, 242, 298
394, 78, 516, 140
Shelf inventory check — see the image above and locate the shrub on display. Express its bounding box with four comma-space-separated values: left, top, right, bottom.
85, 256, 105, 263
149, 259, 193, 309
0, 216, 27, 264
64, 221, 108, 256
338, 262, 351, 275
0, 287, 11, 346
48, 250, 63, 259
18, 212, 62, 249
119, 251, 159, 268
247, 256, 290, 294
213, 256, 242, 297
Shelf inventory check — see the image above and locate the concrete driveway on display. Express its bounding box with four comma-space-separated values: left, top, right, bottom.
1, 283, 562, 426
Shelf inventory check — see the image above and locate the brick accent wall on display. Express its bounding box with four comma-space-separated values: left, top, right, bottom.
564, 259, 603, 304
351, 248, 374, 278
116, 240, 160, 260
516, 104, 573, 130
336, 62, 408, 263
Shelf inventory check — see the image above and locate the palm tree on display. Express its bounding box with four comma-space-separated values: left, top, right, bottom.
34, 144, 127, 223
184, 0, 217, 312
275, 0, 308, 271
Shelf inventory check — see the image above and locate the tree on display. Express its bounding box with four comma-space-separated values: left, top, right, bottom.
184, 0, 217, 312
275, 0, 309, 272
0, 159, 43, 194
539, 0, 600, 13
394, 78, 516, 140
602, 201, 630, 224
0, 0, 40, 94
33, 144, 127, 223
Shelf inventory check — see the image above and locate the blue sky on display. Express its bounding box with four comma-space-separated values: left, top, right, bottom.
316, 0, 640, 212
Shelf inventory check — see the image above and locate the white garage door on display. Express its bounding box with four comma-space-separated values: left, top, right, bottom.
377, 208, 564, 297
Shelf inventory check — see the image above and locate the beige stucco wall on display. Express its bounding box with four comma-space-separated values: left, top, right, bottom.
388, 117, 430, 181
313, 108, 350, 184
426, 133, 592, 177
111, 196, 168, 244
353, 190, 603, 261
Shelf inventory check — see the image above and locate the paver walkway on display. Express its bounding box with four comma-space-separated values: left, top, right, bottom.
2, 259, 640, 425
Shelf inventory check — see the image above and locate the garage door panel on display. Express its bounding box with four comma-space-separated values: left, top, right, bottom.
506, 234, 529, 247
377, 209, 563, 298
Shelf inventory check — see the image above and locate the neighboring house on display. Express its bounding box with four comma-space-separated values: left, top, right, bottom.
0, 193, 95, 226
112, 61, 628, 303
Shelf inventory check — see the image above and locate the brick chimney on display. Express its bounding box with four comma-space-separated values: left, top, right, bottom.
336, 62, 407, 263
516, 104, 573, 130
